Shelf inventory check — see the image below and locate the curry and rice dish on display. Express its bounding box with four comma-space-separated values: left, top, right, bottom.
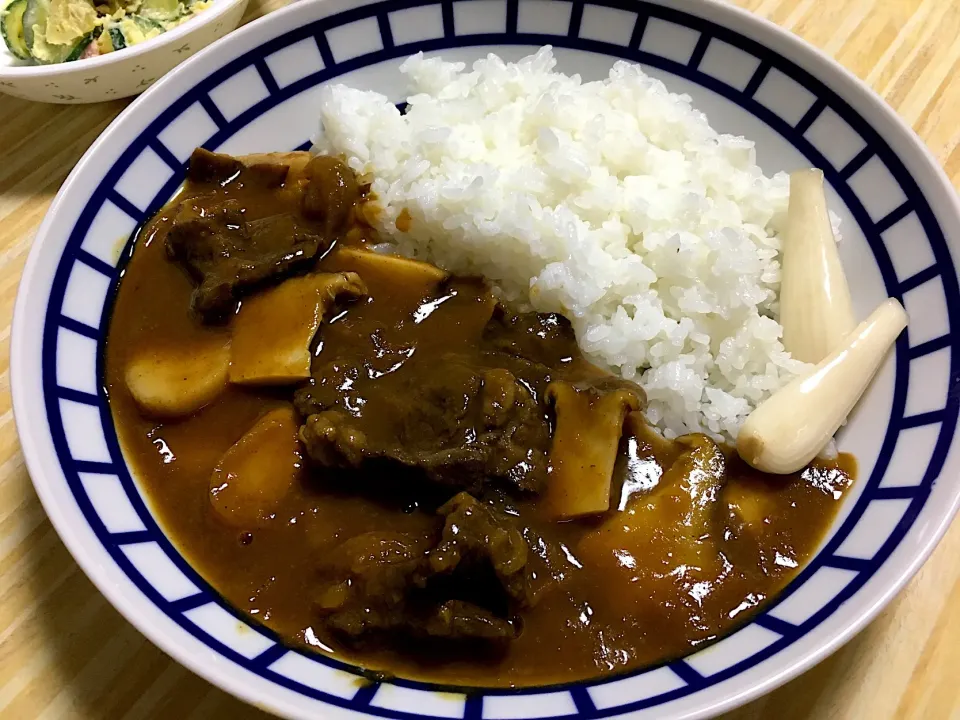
105, 51, 906, 687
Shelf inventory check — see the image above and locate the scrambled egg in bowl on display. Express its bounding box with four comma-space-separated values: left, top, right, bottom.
1, 0, 211, 64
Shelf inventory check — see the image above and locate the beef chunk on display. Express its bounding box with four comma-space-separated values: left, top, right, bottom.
482, 307, 581, 369
186, 148, 244, 185
483, 307, 646, 405
166, 202, 327, 322
297, 361, 551, 494
166, 150, 362, 322
431, 492, 540, 608
294, 300, 643, 499
298, 410, 368, 468
422, 600, 517, 639
314, 493, 559, 643
326, 594, 516, 641
186, 148, 292, 188
316, 532, 432, 618
301, 155, 361, 235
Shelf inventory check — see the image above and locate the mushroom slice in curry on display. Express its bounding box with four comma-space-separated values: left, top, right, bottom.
124, 334, 230, 419
229, 271, 367, 386
543, 379, 643, 519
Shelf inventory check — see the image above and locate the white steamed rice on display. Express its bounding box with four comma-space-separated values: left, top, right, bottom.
312, 47, 829, 442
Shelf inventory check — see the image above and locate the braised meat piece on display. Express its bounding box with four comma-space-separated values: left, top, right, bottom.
482, 306, 582, 370
315, 493, 560, 643
297, 360, 551, 495
295, 297, 646, 498
186, 148, 244, 185
326, 594, 516, 641
297, 410, 367, 468
165, 150, 362, 322
166, 202, 325, 321
187, 148, 295, 189
431, 492, 557, 608
315, 531, 434, 638
422, 600, 517, 639
301, 155, 362, 234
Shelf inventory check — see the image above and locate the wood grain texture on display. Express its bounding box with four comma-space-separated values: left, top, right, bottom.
1, 0, 959, 718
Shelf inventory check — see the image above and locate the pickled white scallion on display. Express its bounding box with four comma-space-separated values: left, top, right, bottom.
738, 299, 908, 474
780, 169, 856, 365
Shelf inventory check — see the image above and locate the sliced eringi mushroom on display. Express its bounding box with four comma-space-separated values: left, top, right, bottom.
543, 381, 642, 519
125, 336, 230, 419
331, 246, 449, 296
239, 151, 312, 173
738, 298, 908, 474
209, 406, 303, 527
779, 169, 856, 364
229, 271, 367, 386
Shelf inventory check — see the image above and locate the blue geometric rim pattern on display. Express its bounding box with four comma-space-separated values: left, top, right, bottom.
40, 0, 959, 718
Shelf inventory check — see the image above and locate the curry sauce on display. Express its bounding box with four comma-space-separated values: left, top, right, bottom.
104, 149, 855, 688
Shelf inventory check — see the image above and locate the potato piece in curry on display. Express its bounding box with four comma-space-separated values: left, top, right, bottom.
105, 149, 855, 687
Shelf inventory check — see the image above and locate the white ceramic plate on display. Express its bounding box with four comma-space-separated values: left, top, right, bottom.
11, 0, 960, 718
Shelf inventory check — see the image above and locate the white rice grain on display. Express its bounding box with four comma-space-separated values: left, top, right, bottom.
313, 47, 817, 442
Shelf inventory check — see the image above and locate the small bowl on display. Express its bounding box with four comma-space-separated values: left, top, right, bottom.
0, 0, 248, 103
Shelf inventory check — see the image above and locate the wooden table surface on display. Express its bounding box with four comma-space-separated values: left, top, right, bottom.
2, 0, 960, 718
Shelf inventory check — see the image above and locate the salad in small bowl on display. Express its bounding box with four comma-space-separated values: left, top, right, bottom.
0, 0, 247, 102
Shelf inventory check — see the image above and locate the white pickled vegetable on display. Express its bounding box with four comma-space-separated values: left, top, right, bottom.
780, 169, 856, 364
738, 298, 907, 474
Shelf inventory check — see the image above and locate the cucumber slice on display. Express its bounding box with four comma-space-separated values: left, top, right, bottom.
63, 25, 97, 60
21, 0, 49, 54
1, 0, 30, 60
107, 15, 162, 50
23, 0, 100, 63
131, 13, 162, 31
106, 24, 123, 51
